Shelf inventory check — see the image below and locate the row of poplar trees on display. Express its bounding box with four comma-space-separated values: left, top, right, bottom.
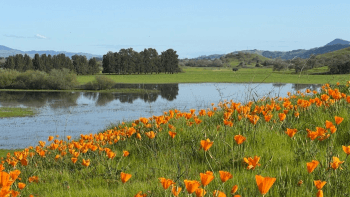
102, 48, 180, 74
3, 54, 100, 75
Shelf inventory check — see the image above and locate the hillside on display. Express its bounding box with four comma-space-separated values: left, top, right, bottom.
224, 52, 271, 67
326, 38, 350, 46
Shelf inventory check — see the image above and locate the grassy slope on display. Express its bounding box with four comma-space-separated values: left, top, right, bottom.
77, 67, 350, 85
226, 53, 271, 67
316, 46, 350, 59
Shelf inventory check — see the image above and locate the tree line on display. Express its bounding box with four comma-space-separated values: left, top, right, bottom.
2, 53, 100, 75
102, 48, 180, 74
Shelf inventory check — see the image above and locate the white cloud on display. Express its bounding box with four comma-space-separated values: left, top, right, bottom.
35, 34, 47, 39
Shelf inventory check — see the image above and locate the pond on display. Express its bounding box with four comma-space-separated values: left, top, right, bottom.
0, 83, 321, 149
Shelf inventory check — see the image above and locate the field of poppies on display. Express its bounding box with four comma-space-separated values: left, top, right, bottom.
1, 82, 350, 196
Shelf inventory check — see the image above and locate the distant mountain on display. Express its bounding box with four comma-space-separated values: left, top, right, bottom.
192, 54, 225, 60
0, 45, 102, 59
326, 38, 350, 46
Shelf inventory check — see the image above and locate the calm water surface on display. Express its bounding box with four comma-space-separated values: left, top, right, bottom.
0, 83, 321, 149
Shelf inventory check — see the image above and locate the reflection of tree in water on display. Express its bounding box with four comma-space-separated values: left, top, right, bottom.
95, 84, 179, 105
83, 92, 98, 101
292, 84, 322, 92
272, 83, 287, 87
0, 92, 80, 108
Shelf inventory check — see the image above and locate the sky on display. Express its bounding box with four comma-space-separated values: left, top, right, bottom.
1, 0, 350, 58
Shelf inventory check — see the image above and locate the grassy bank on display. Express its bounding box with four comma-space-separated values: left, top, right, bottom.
0, 88, 160, 94
0, 107, 36, 118
77, 67, 350, 85
1, 83, 350, 196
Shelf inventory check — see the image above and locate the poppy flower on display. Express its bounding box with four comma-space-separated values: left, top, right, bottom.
285, 128, 297, 138
195, 187, 206, 197
314, 180, 326, 190
306, 160, 319, 173
184, 180, 200, 194
134, 191, 147, 197
168, 131, 177, 139
0, 171, 10, 187
264, 114, 272, 122
243, 156, 261, 170
200, 171, 214, 186
213, 190, 226, 197
82, 159, 90, 167
219, 171, 233, 183
18, 182, 26, 189
297, 180, 303, 186
121, 172, 132, 183
28, 176, 39, 183
325, 120, 334, 129
107, 151, 116, 159
342, 145, 350, 155
330, 156, 344, 170
71, 157, 78, 164
231, 185, 238, 194
200, 139, 213, 151
223, 120, 233, 127
335, 116, 344, 125
316, 190, 323, 197
278, 113, 286, 121
158, 177, 175, 190
48, 136, 54, 141
67, 136, 71, 141
255, 175, 276, 195
145, 131, 156, 139
234, 135, 246, 145
171, 186, 182, 196
123, 150, 130, 157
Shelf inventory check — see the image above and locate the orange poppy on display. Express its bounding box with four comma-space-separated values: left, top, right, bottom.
219, 171, 233, 183
342, 145, 350, 155
28, 176, 39, 183
184, 180, 200, 194
316, 190, 323, 197
67, 136, 71, 141
82, 159, 90, 167
314, 180, 326, 190
255, 175, 276, 195
145, 131, 156, 139
264, 114, 273, 122
158, 177, 175, 190
0, 171, 10, 187
134, 191, 147, 197
306, 160, 319, 173
231, 185, 238, 194
107, 151, 116, 159
71, 157, 78, 164
123, 150, 130, 157
285, 128, 297, 138
200, 171, 214, 187
18, 182, 26, 189
234, 135, 246, 145
200, 139, 213, 151
48, 136, 54, 141
121, 172, 132, 183
213, 190, 226, 197
330, 156, 344, 170
297, 180, 303, 186
168, 131, 177, 139
195, 187, 206, 197
223, 120, 233, 127
335, 116, 344, 125
325, 120, 334, 129
243, 156, 261, 170
171, 186, 182, 196
278, 113, 286, 121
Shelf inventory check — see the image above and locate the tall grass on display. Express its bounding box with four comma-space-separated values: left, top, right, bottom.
1, 83, 350, 196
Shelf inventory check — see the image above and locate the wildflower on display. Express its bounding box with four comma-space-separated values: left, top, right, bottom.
123, 150, 130, 157
213, 190, 226, 197
184, 180, 200, 194
195, 187, 206, 197
335, 116, 344, 125
82, 159, 90, 167
71, 157, 78, 164
28, 176, 39, 183
223, 120, 233, 127
243, 156, 261, 170
285, 128, 297, 138
325, 120, 334, 129
234, 135, 246, 145
255, 175, 276, 195
342, 145, 350, 155
278, 113, 286, 121
0, 171, 10, 187
314, 180, 326, 190
330, 156, 344, 170
297, 180, 303, 186
134, 191, 147, 197
107, 151, 116, 159
145, 131, 156, 139
48, 136, 54, 141
306, 160, 319, 173
120, 172, 132, 183
200, 139, 213, 151
67, 136, 71, 140
171, 186, 182, 196
231, 185, 238, 194
18, 182, 26, 189
168, 131, 177, 139
316, 190, 323, 197
219, 171, 233, 183
158, 177, 175, 190
200, 171, 214, 187
330, 126, 337, 134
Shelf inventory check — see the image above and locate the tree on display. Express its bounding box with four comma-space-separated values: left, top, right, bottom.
33, 54, 43, 71
88, 58, 100, 74
102, 51, 115, 74
160, 49, 179, 74
24, 54, 33, 71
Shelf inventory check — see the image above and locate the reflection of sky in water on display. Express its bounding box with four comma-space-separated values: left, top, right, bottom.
0, 83, 321, 149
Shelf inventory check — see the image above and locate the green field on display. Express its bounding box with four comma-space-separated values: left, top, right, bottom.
77, 67, 350, 85
0, 107, 36, 118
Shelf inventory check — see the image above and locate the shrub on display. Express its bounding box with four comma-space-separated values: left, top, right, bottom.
84, 75, 116, 90
0, 69, 20, 88
46, 68, 79, 90
14, 70, 48, 89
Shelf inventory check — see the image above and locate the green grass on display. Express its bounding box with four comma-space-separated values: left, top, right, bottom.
316, 47, 350, 59
0, 107, 36, 118
0, 88, 159, 94
1, 84, 350, 196
77, 67, 350, 85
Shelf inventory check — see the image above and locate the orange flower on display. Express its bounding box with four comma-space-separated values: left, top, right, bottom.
145, 131, 156, 139
316, 190, 323, 197
123, 150, 130, 157
107, 151, 116, 159
285, 128, 297, 138
213, 190, 226, 197
264, 114, 272, 122
200, 139, 213, 151
158, 177, 175, 190
67, 136, 71, 141
306, 160, 319, 173
342, 145, 350, 155
82, 159, 90, 167
297, 180, 303, 186
10, 170, 21, 181
223, 120, 233, 127
121, 172, 132, 183
195, 187, 206, 197
278, 113, 286, 121
335, 116, 344, 125
48, 136, 54, 141
200, 171, 214, 187
219, 171, 233, 183
330, 156, 344, 170
134, 191, 147, 197
28, 176, 39, 183
234, 135, 246, 145
231, 185, 238, 194
18, 182, 26, 189
325, 120, 334, 129
243, 156, 261, 170
168, 131, 177, 139
255, 175, 276, 195
184, 180, 200, 194
314, 180, 326, 190
171, 186, 182, 196
0, 171, 10, 187
71, 157, 78, 164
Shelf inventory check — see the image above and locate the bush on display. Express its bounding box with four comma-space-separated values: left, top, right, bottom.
46, 69, 79, 90
84, 75, 115, 90
0, 69, 20, 88
14, 70, 48, 89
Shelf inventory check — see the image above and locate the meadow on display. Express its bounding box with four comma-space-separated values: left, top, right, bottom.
1, 82, 350, 196
77, 67, 350, 85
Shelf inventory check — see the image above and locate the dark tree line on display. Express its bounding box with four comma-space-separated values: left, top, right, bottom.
2, 54, 100, 75
102, 48, 180, 74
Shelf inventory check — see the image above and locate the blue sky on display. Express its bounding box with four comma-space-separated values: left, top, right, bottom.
1, 0, 349, 58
